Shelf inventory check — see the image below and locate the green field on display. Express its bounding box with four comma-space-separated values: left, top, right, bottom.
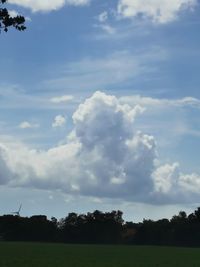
0, 242, 200, 267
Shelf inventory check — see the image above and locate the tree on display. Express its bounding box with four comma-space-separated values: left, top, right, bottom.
0, 0, 26, 32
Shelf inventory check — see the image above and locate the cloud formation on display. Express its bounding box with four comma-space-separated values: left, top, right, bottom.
98, 11, 108, 23
9, 0, 90, 12
0, 91, 200, 204
19, 121, 39, 129
50, 95, 74, 104
52, 115, 66, 127
117, 0, 197, 24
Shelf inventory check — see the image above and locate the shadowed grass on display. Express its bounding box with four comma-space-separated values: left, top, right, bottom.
1, 242, 200, 267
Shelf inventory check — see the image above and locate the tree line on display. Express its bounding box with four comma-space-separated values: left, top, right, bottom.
1, 208, 200, 246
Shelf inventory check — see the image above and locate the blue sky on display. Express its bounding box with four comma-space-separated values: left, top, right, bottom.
0, 0, 200, 221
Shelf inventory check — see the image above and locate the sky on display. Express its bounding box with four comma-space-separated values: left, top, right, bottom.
0, 0, 200, 222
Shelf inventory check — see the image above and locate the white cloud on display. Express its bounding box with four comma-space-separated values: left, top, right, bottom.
52, 115, 66, 128
9, 0, 90, 12
151, 162, 200, 204
8, 10, 19, 17
98, 11, 108, 22
19, 121, 39, 129
117, 0, 197, 24
50, 95, 74, 104
0, 91, 200, 205
152, 163, 180, 194
179, 173, 200, 194
65, 0, 90, 6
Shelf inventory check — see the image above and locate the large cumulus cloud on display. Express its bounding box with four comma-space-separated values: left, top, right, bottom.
0, 91, 200, 204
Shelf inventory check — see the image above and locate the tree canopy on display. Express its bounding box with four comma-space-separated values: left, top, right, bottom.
0, 0, 26, 32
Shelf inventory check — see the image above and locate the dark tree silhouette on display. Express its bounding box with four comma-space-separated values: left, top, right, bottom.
0, 0, 26, 32
2, 208, 200, 246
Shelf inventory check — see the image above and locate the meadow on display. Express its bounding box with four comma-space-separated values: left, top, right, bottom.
0, 242, 200, 267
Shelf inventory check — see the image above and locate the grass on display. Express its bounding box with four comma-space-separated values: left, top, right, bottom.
1, 242, 200, 267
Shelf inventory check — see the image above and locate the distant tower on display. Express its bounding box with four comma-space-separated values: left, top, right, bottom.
11, 204, 22, 216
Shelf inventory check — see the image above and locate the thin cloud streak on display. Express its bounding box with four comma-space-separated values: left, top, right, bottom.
45, 49, 168, 91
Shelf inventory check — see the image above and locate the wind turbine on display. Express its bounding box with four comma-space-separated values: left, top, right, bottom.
11, 204, 22, 216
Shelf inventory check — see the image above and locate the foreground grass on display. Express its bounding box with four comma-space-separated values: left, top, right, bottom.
1, 242, 200, 267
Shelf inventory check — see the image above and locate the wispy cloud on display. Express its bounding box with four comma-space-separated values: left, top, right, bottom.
50, 95, 74, 104
94, 23, 117, 35
46, 48, 167, 91
0, 84, 77, 111
120, 95, 200, 109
